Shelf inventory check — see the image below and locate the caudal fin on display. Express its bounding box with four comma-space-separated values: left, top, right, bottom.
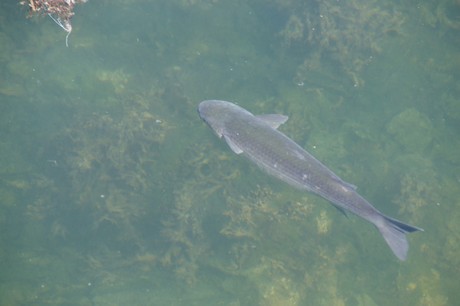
376, 216, 423, 261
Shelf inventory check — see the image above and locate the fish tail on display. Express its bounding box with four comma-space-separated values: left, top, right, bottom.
376, 215, 423, 261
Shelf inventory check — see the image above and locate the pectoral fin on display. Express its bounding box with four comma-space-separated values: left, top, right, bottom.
223, 135, 244, 154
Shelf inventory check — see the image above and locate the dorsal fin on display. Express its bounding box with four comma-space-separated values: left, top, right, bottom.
256, 114, 288, 129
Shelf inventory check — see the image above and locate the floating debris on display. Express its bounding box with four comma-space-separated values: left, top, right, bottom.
19, 0, 88, 47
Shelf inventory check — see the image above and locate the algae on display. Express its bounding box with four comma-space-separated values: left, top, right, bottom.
1, 0, 460, 305
387, 108, 433, 152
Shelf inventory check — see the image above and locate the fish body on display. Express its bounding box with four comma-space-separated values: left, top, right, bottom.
198, 100, 423, 260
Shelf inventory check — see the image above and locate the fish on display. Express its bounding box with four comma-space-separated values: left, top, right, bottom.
198, 100, 423, 261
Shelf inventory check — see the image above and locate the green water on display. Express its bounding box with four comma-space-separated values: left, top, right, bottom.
1, 0, 459, 305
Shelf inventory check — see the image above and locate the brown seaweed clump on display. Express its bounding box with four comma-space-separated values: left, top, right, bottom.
276, 0, 405, 88
19, 0, 88, 46
418, 0, 460, 32
34, 88, 176, 284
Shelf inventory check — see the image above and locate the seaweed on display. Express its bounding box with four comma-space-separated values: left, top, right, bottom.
276, 0, 405, 88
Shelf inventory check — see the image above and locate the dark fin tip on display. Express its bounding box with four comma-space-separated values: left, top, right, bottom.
385, 216, 423, 233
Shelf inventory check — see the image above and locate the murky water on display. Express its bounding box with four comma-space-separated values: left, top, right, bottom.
1, 0, 458, 305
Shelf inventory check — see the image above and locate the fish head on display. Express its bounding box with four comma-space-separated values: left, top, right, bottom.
198, 100, 248, 138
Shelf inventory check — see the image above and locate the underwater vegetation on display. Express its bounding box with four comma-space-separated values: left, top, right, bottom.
1, 0, 459, 305
274, 0, 406, 88
21, 84, 182, 291
387, 108, 434, 152
417, 0, 460, 33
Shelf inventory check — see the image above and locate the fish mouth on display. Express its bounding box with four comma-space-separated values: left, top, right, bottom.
197, 102, 207, 122
198, 100, 218, 122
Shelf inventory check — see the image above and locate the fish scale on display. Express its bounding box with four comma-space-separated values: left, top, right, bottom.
198, 100, 423, 261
